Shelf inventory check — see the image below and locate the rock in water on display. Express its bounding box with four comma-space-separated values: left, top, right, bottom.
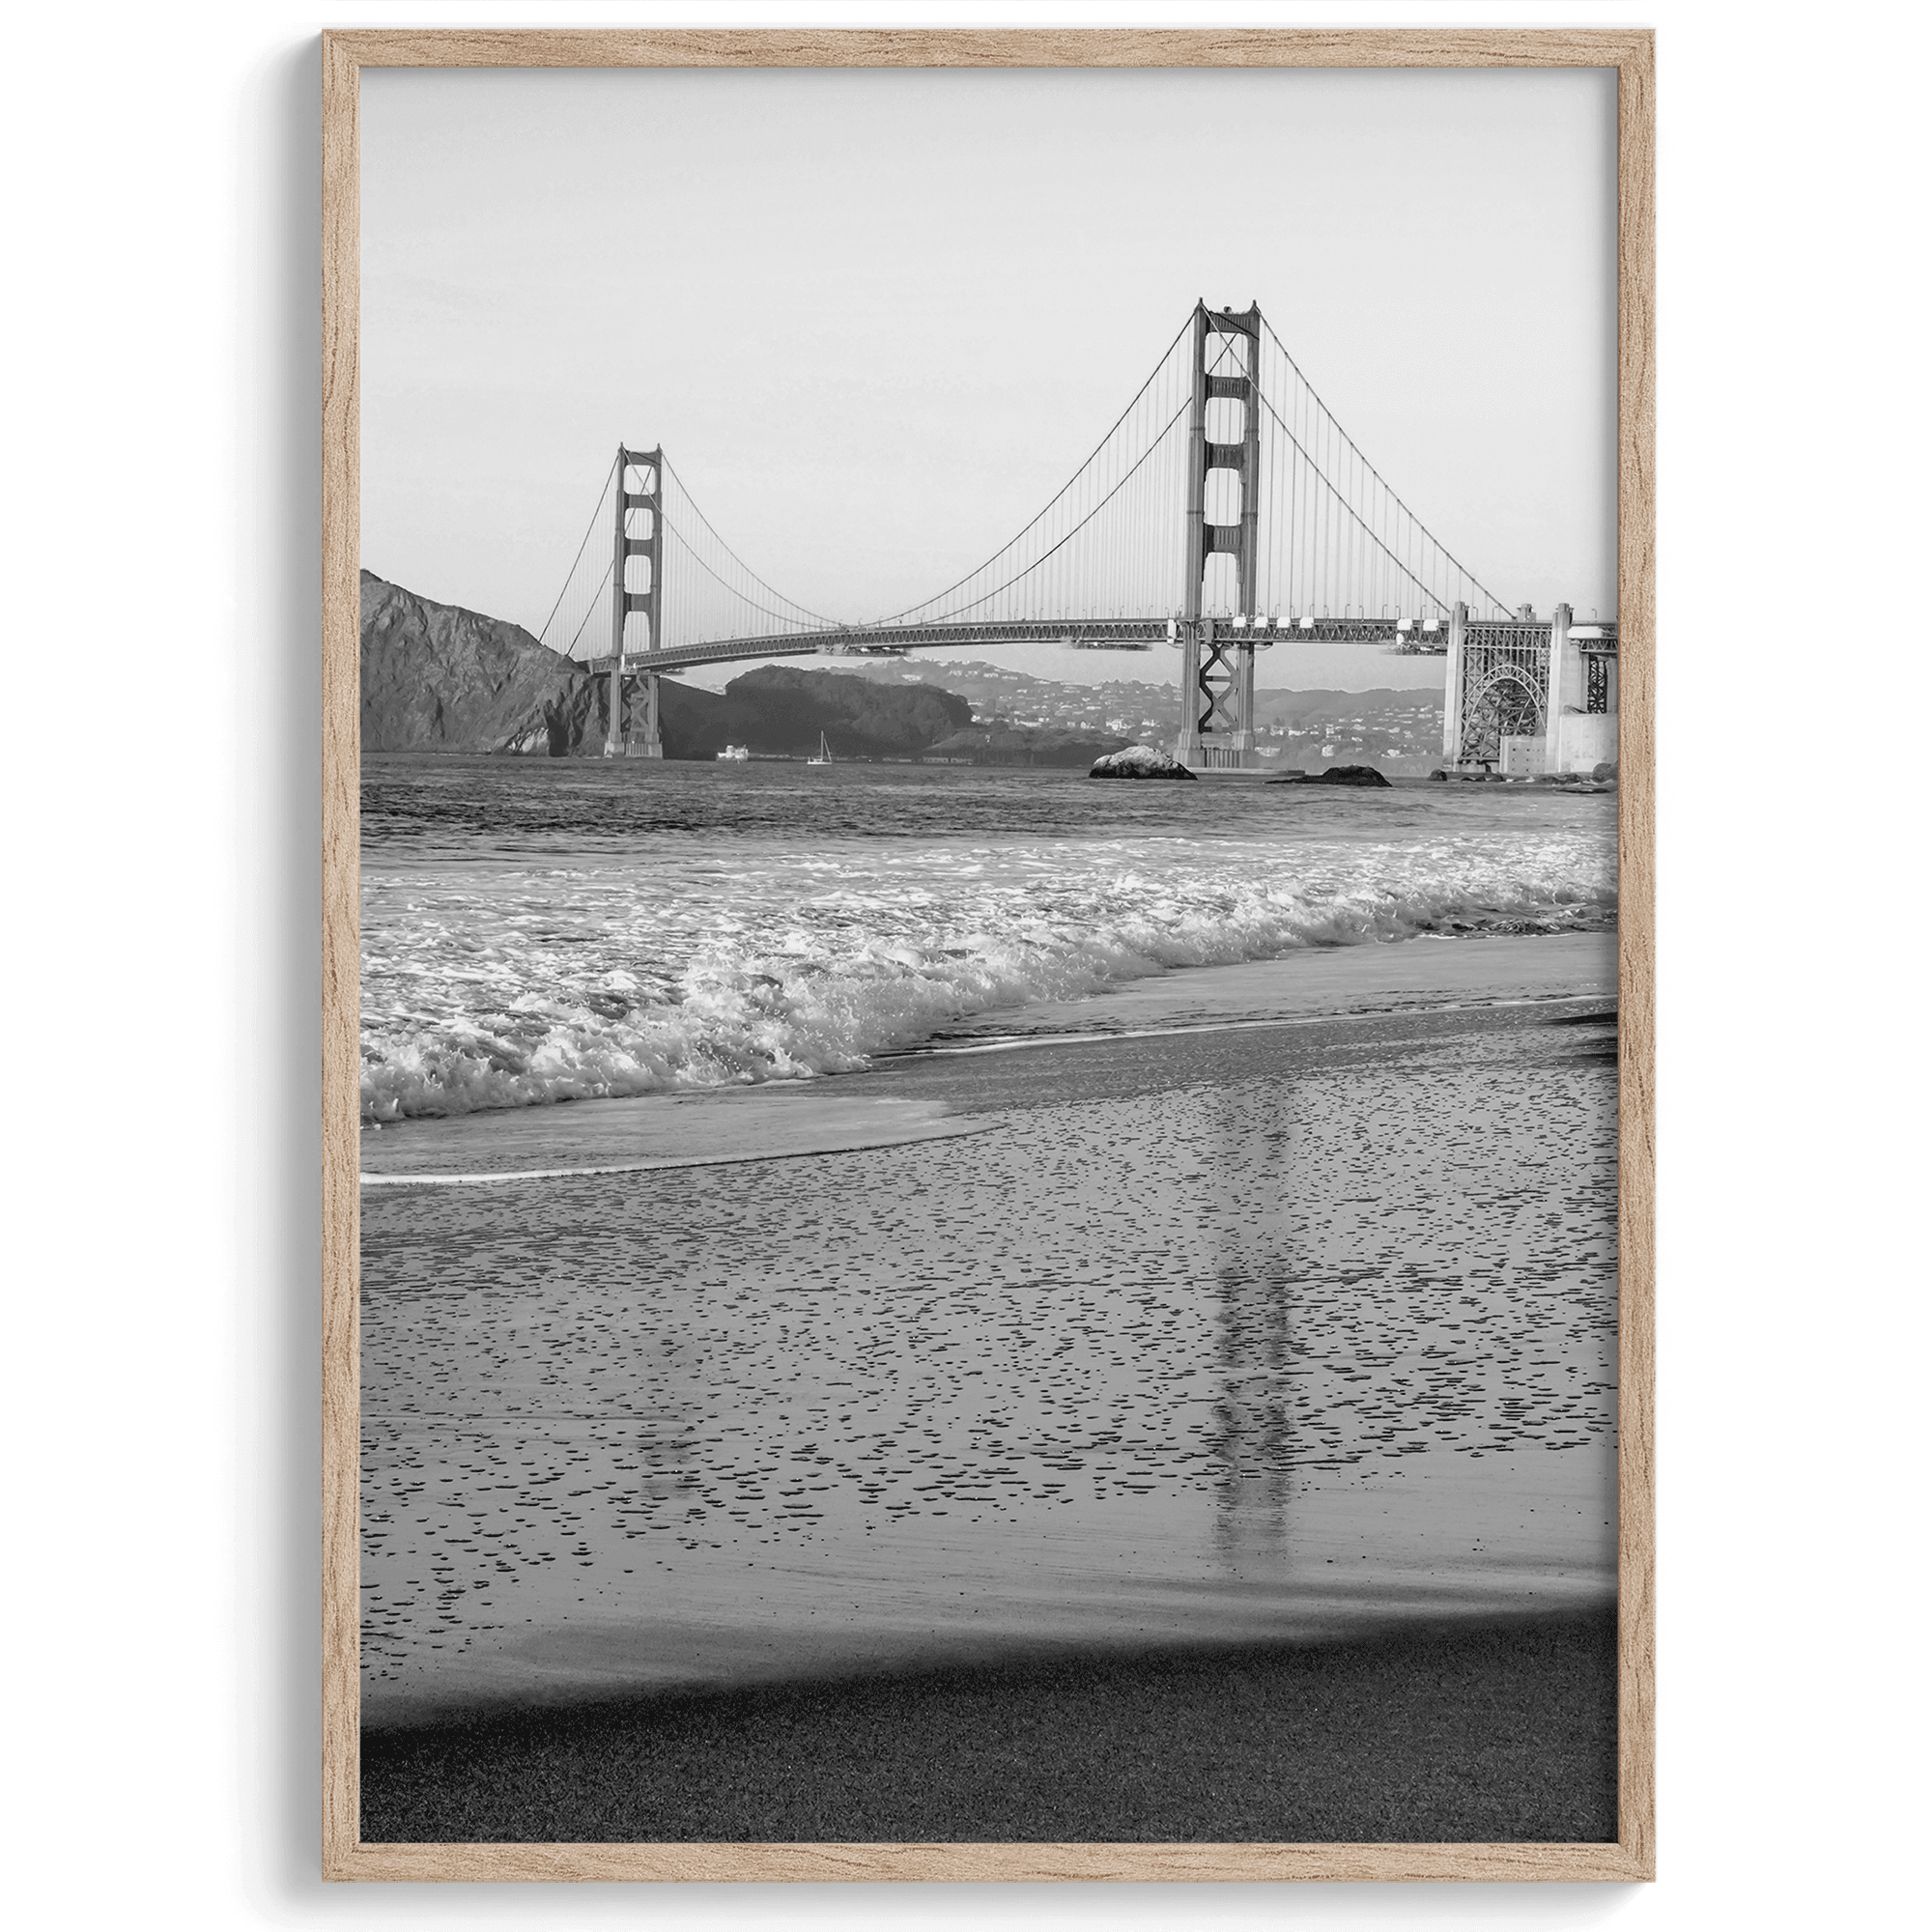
1089, 745, 1197, 781
1268, 764, 1393, 787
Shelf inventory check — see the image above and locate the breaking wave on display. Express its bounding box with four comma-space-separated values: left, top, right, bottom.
360, 822, 1615, 1124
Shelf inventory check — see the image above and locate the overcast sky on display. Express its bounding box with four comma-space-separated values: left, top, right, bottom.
361, 64, 1616, 693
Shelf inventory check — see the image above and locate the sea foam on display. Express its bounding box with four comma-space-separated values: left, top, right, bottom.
360, 824, 1614, 1123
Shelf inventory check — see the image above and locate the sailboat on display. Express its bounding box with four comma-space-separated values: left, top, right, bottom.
807, 732, 833, 767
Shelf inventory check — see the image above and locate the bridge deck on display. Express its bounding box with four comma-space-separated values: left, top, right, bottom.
582, 613, 1612, 677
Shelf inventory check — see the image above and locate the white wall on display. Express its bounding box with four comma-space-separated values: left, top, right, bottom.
1554, 712, 1619, 775
3, 4, 1925, 1928
1499, 732, 1544, 776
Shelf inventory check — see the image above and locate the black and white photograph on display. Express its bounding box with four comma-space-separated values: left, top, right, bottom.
29, 0, 1932, 1920
352, 55, 1629, 1848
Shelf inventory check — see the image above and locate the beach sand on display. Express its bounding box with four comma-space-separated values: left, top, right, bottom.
359, 930, 1618, 1840
361, 1608, 1616, 1844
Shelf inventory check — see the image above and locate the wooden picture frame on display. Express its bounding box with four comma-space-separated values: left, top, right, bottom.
322, 25, 1655, 1884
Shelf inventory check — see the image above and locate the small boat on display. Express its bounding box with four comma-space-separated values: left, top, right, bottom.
716, 743, 750, 762
807, 732, 833, 767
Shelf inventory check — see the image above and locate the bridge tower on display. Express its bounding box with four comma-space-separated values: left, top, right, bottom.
1177, 302, 1264, 772
606, 445, 665, 757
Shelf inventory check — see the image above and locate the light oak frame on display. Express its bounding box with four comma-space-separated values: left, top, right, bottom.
322, 25, 1656, 1885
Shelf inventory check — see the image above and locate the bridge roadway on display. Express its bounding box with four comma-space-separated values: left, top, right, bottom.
584, 613, 1478, 678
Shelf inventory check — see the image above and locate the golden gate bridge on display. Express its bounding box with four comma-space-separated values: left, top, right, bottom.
536, 300, 1618, 776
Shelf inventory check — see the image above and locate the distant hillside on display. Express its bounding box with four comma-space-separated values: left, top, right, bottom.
844, 661, 1444, 742
359, 572, 976, 759
1253, 688, 1442, 727
702, 666, 972, 760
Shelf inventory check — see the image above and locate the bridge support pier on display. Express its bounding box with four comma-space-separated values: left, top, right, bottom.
1541, 601, 1618, 774
1541, 603, 1575, 775
628, 673, 663, 758
1442, 602, 1467, 761
1179, 619, 1260, 769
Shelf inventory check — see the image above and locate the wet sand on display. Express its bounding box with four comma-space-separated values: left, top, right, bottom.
359, 932, 1618, 1838
360, 1092, 1001, 1186
923, 929, 1617, 1049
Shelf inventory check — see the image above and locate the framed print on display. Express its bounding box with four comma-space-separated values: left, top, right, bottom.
322, 26, 1654, 1883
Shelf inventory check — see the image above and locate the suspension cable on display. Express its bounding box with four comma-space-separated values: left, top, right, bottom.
1260, 315, 1508, 612
937, 400, 1191, 622
1257, 386, 1461, 615
660, 455, 842, 626
559, 559, 612, 657
862, 311, 1195, 626
659, 520, 842, 635
535, 449, 620, 646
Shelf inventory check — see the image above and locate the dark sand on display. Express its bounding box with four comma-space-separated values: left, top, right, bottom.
362, 1607, 1615, 1844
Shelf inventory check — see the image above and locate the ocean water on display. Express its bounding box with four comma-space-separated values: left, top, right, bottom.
360, 758, 1617, 1125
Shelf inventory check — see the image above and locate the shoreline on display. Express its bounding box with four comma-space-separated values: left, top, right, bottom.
359, 928, 1616, 1184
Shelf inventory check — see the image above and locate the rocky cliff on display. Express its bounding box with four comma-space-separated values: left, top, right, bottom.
360, 570, 583, 754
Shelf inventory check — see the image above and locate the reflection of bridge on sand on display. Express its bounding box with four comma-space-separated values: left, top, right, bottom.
1189, 1085, 1299, 1571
